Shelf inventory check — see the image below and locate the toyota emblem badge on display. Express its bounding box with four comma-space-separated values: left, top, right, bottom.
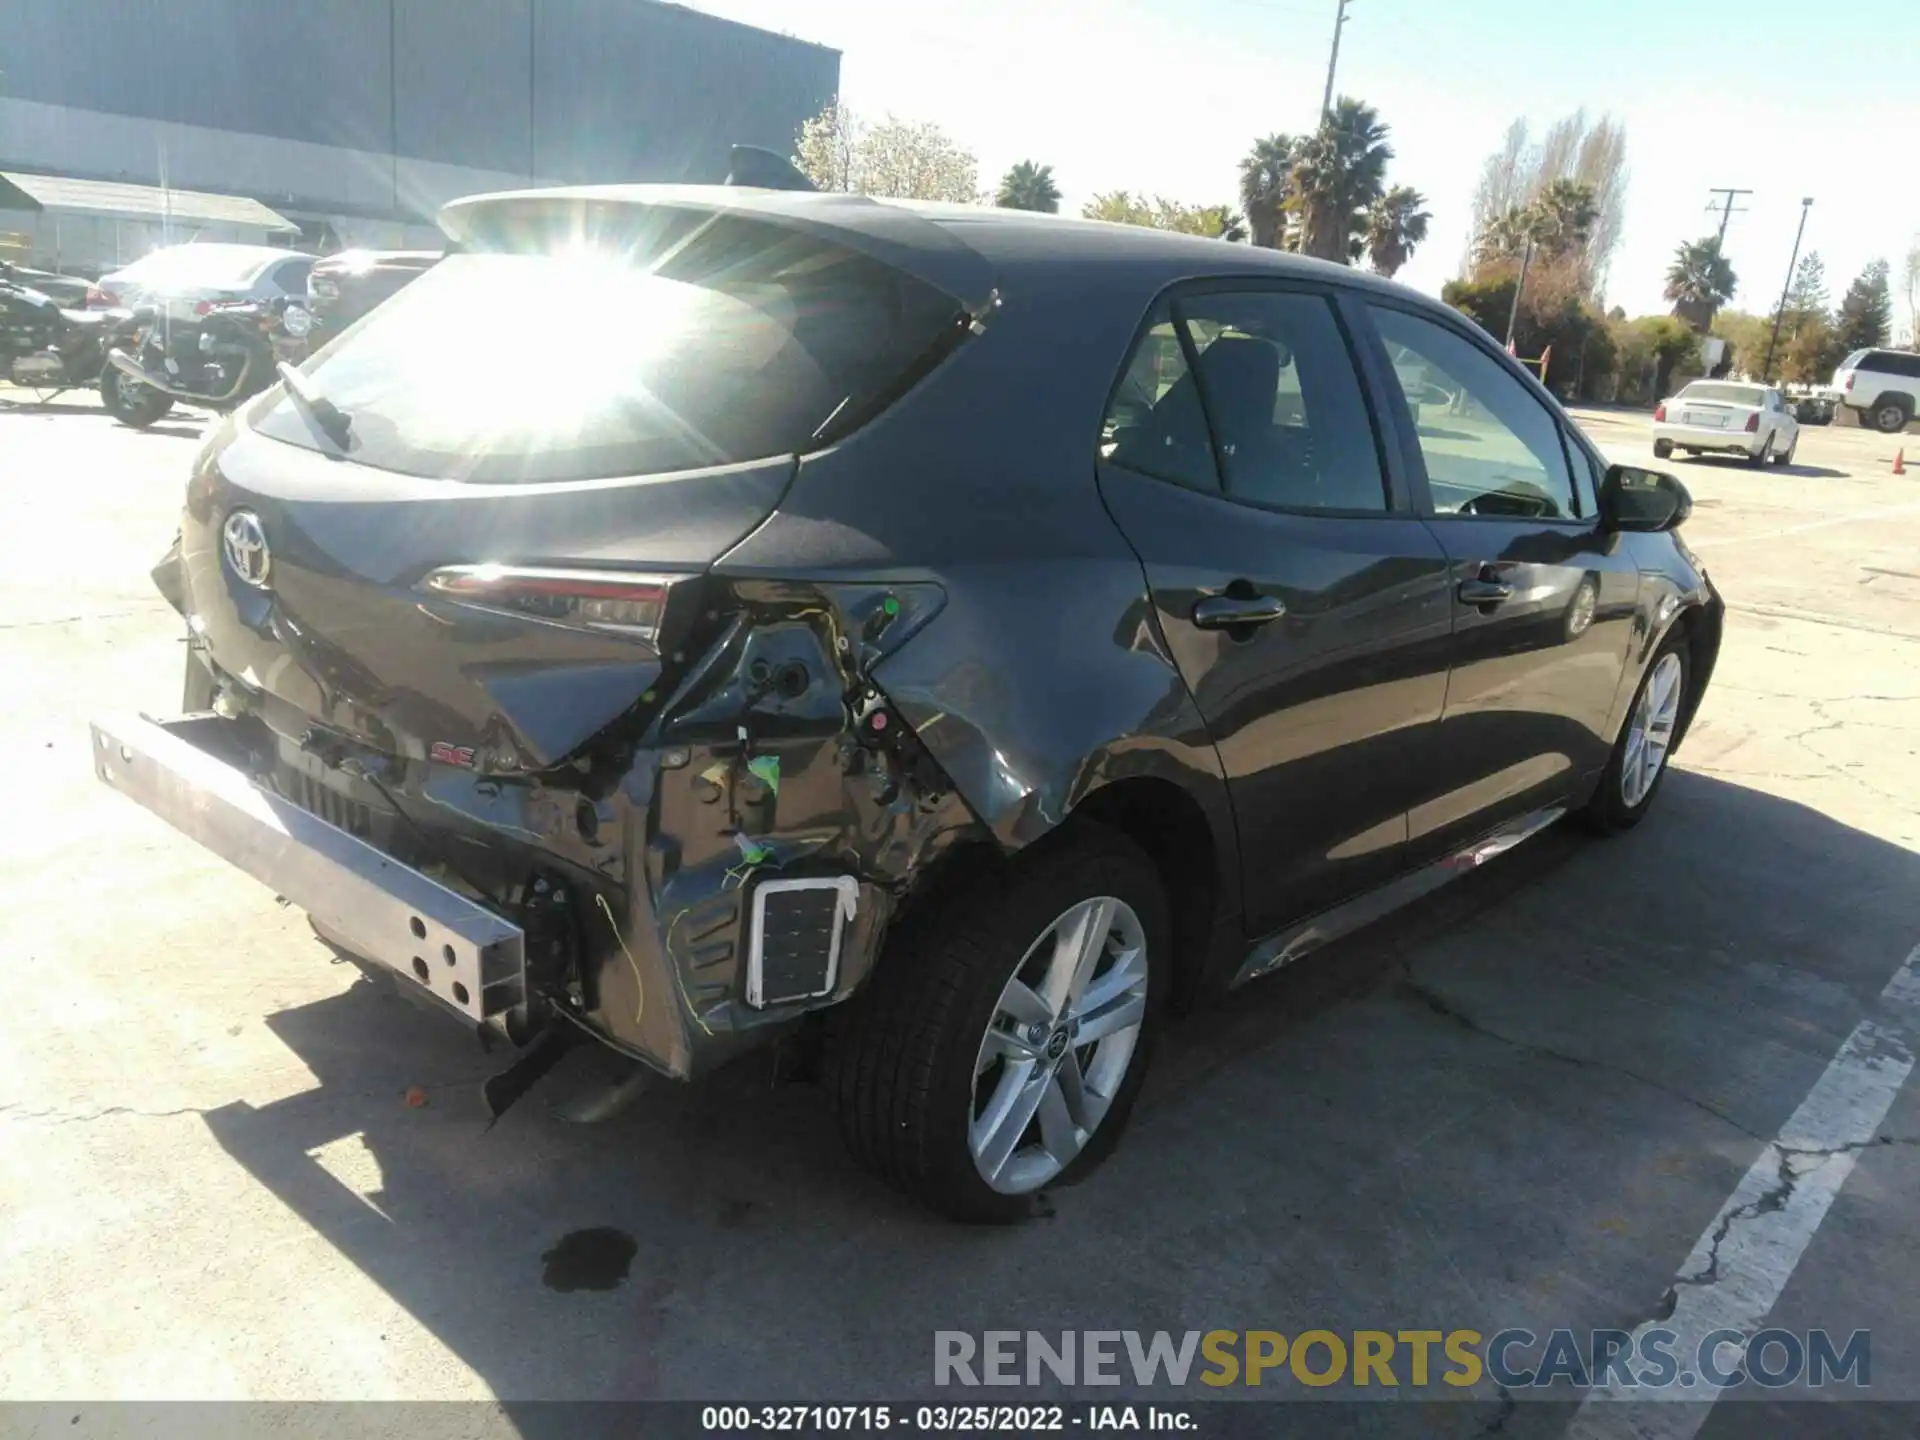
222, 510, 271, 589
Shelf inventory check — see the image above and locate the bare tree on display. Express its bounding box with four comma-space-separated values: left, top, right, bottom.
1905, 234, 1920, 345
794, 104, 978, 203
796, 100, 859, 192
1465, 118, 1532, 269
1465, 110, 1627, 296
858, 116, 978, 202
1570, 115, 1629, 293
1533, 114, 1584, 198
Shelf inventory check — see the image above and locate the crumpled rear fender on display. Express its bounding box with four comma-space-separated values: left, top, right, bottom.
870, 560, 1242, 936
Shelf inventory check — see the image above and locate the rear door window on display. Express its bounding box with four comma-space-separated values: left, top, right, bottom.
1101, 306, 1221, 493
269, 258, 313, 294
254, 216, 966, 484
1175, 290, 1388, 513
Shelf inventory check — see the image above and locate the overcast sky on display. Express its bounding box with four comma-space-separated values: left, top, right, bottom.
695, 0, 1918, 331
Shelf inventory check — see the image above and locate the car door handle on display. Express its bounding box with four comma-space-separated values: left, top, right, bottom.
1192, 593, 1287, 629
1457, 576, 1515, 606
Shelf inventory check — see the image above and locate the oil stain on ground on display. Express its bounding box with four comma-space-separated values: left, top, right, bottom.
541, 1227, 637, 1292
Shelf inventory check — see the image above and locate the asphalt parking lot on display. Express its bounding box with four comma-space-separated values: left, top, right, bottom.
3, 390, 1918, 1435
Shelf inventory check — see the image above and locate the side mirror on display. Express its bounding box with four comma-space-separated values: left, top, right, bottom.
1598, 464, 1691, 533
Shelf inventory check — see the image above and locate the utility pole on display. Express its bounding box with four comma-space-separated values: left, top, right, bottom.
1504, 236, 1535, 350
1320, 0, 1351, 122
1762, 197, 1813, 383
1706, 187, 1752, 249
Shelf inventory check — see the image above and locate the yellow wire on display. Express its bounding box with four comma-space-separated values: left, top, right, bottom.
594, 891, 645, 1027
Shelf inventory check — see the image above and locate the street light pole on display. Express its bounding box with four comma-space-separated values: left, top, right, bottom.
1320, 0, 1351, 121
1504, 236, 1535, 350
1761, 198, 1813, 384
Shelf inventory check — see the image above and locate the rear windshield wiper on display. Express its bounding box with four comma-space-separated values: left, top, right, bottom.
276, 361, 353, 449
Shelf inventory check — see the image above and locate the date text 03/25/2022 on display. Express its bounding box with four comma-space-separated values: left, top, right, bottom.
700, 1404, 1194, 1431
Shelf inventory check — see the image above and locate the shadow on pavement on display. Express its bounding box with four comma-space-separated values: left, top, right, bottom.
0, 396, 105, 417
201, 769, 1920, 1413
1675, 454, 1849, 479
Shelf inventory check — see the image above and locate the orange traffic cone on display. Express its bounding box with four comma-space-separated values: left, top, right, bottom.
1896, 449, 1908, 476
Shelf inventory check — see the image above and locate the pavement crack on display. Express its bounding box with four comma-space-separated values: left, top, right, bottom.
1651, 1138, 1913, 1310
1672, 1148, 1799, 1294
0, 1102, 215, 1124
1398, 967, 1769, 1144
0, 604, 170, 631
1, 1072, 500, 1127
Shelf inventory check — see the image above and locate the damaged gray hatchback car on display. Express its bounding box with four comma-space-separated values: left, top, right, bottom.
95, 183, 1721, 1222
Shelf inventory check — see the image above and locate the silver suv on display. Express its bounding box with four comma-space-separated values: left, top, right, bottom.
1833, 348, 1920, 433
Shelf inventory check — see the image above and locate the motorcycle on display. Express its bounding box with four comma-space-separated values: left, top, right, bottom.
103, 294, 313, 429
0, 260, 142, 400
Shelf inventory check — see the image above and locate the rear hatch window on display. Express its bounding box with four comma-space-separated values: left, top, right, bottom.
1678, 383, 1765, 406
254, 211, 967, 484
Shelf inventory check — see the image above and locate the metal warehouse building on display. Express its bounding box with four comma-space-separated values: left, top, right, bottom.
0, 0, 839, 269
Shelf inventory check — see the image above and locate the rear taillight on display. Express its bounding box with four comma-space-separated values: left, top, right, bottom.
1744, 412, 1759, 432
86, 285, 114, 307
421, 565, 677, 645
1654, 403, 1666, 422
1844, 373, 1855, 392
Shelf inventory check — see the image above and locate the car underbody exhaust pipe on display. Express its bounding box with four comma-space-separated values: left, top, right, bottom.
106, 347, 261, 405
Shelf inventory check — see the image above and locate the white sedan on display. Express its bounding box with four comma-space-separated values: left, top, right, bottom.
1653, 381, 1799, 468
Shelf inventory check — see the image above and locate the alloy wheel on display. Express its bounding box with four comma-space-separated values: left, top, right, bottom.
970, 896, 1149, 1195
1621, 652, 1684, 808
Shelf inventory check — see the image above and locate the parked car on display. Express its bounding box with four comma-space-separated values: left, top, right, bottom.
1, 262, 91, 309
305, 248, 439, 351
1653, 380, 1799, 466
1832, 348, 1920, 433
1784, 387, 1834, 425
91, 243, 314, 319
94, 187, 1722, 1223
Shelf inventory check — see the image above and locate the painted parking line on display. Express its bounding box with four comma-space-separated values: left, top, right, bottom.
1688, 500, 1920, 550
1566, 944, 1920, 1439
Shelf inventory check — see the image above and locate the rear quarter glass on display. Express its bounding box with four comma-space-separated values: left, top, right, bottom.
252, 218, 966, 485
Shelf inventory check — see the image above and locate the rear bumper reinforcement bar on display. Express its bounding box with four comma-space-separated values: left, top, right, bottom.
90, 713, 525, 1023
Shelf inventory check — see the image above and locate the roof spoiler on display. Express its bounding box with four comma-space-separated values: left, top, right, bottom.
725, 145, 817, 192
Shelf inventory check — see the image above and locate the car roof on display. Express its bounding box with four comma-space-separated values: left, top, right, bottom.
314, 249, 441, 268
107, 242, 311, 277
440, 183, 1430, 316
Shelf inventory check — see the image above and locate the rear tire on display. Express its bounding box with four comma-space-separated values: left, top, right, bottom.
101, 367, 172, 428
1770, 434, 1796, 468
1745, 437, 1768, 468
1581, 635, 1690, 835
1871, 397, 1912, 434
1653, 439, 1674, 460
830, 829, 1169, 1223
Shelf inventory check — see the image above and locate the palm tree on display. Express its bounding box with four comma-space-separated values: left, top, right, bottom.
1237, 135, 1296, 249
1528, 179, 1599, 262
1472, 202, 1533, 269
1204, 207, 1249, 244
996, 161, 1061, 213
1665, 236, 1737, 330
1286, 98, 1392, 263
1364, 186, 1430, 278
